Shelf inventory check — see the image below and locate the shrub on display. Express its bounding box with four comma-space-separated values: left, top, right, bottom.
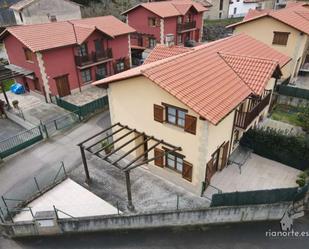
240, 127, 309, 170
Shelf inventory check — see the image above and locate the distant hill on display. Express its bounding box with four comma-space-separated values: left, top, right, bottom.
0, 0, 20, 27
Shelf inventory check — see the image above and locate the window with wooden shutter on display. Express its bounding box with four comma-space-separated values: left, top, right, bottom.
154, 148, 164, 167
154, 104, 164, 123
220, 141, 230, 170
272, 32, 290, 46
24, 48, 33, 62
184, 114, 197, 134
182, 161, 193, 182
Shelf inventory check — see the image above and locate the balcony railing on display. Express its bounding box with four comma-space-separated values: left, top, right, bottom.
177, 21, 196, 32
234, 90, 272, 130
75, 48, 113, 67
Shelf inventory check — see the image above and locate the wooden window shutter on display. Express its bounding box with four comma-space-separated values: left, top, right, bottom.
182, 161, 193, 182
184, 114, 197, 134
220, 141, 230, 170
154, 148, 164, 167
155, 18, 160, 27
154, 104, 164, 123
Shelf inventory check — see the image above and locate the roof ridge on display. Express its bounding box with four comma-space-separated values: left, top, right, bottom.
217, 52, 256, 94
218, 52, 280, 64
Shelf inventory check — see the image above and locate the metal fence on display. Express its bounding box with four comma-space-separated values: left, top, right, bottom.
41, 111, 80, 137
278, 85, 309, 100
0, 162, 67, 223
210, 184, 309, 207
0, 126, 43, 159
52, 95, 109, 120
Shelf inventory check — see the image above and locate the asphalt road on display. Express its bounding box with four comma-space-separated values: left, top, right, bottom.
1, 214, 308, 249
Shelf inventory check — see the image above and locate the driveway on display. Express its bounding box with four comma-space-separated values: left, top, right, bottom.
204, 153, 301, 198
0, 119, 25, 141
0, 91, 71, 125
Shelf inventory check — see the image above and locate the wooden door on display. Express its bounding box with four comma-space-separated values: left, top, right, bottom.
205, 158, 216, 186
220, 141, 230, 170
55, 75, 71, 97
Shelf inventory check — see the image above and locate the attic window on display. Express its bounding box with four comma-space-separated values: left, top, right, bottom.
272, 32, 290, 46
24, 48, 33, 62
148, 17, 159, 27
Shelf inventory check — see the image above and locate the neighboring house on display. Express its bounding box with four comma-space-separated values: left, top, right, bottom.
204, 0, 230, 19
229, 0, 276, 18
9, 0, 82, 25
122, 0, 207, 65
0, 16, 135, 99
93, 33, 290, 195
227, 2, 309, 82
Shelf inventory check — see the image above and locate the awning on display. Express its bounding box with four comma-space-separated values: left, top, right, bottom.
0, 64, 34, 81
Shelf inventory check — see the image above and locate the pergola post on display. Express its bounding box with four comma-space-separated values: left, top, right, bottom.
79, 145, 91, 183
0, 81, 11, 110
125, 171, 135, 211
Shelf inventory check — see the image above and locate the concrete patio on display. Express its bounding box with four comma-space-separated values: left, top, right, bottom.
62, 86, 107, 106
290, 74, 309, 90
207, 153, 300, 195
0, 119, 25, 141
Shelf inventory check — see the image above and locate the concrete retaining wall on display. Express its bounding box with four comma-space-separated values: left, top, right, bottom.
6, 111, 36, 130
3, 202, 290, 237
277, 94, 309, 108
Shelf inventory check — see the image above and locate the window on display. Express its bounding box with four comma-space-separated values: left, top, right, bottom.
272, 32, 290, 45
77, 43, 88, 56
81, 69, 92, 83
148, 17, 157, 27
177, 34, 182, 44
149, 38, 156, 48
165, 105, 186, 127
50, 15, 57, 22
94, 39, 102, 52
166, 151, 184, 173
116, 60, 125, 72
233, 7, 237, 15
96, 64, 106, 78
19, 12, 23, 23
177, 16, 182, 24
219, 0, 223, 10
24, 48, 33, 62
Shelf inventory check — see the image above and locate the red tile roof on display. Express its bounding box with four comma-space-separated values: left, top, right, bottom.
228, 2, 309, 35
10, 0, 81, 11
0, 16, 135, 52
122, 0, 207, 18
93, 34, 290, 125
144, 45, 192, 64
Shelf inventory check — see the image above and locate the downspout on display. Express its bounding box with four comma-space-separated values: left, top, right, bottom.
228, 109, 237, 159
69, 21, 82, 93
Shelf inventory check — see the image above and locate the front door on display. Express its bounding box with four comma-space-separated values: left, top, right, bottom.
55, 75, 71, 97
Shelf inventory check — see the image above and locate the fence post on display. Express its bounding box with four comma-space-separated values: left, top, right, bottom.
2, 196, 13, 223
29, 207, 34, 219
176, 195, 179, 210
40, 120, 49, 139
53, 205, 59, 220
54, 120, 58, 130
117, 201, 120, 215
61, 161, 67, 177
34, 177, 41, 194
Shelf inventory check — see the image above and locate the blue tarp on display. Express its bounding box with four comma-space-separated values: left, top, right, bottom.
10, 83, 25, 94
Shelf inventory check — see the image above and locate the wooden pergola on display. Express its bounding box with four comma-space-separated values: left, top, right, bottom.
0, 64, 33, 109
77, 123, 181, 211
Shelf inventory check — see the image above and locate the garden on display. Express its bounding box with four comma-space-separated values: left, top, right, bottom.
0, 79, 14, 93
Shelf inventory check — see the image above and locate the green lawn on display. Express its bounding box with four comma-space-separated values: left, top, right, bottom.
271, 105, 305, 127
0, 79, 14, 93
204, 17, 243, 27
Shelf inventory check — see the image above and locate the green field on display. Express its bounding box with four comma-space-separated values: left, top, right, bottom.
271, 105, 305, 127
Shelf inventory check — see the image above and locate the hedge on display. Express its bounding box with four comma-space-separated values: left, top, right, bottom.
240, 128, 309, 170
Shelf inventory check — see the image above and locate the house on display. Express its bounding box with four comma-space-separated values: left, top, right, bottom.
203, 0, 230, 19
0, 16, 135, 99
9, 0, 82, 25
228, 0, 276, 18
92, 33, 290, 195
122, 0, 207, 65
227, 2, 309, 82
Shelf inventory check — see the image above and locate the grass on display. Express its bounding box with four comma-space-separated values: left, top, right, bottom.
271, 105, 304, 127
204, 17, 243, 26
0, 79, 14, 93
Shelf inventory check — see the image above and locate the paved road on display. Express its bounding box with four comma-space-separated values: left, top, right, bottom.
0, 214, 308, 249
0, 111, 111, 196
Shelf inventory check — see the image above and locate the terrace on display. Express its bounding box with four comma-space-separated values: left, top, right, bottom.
75, 49, 113, 67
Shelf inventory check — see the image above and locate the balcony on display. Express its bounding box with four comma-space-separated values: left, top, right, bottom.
75, 48, 113, 67
177, 21, 196, 33
234, 90, 272, 130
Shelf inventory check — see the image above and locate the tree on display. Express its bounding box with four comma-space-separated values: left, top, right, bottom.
298, 106, 309, 132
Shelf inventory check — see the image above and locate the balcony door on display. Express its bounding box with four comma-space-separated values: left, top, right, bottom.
55, 75, 71, 97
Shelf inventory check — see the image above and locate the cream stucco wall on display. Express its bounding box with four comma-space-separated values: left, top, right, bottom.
108, 76, 237, 195
233, 17, 308, 80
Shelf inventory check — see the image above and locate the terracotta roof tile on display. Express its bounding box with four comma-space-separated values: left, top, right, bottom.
228, 2, 309, 35
122, 0, 207, 18
10, 0, 81, 11
144, 45, 192, 64
1, 16, 135, 52
94, 34, 290, 125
